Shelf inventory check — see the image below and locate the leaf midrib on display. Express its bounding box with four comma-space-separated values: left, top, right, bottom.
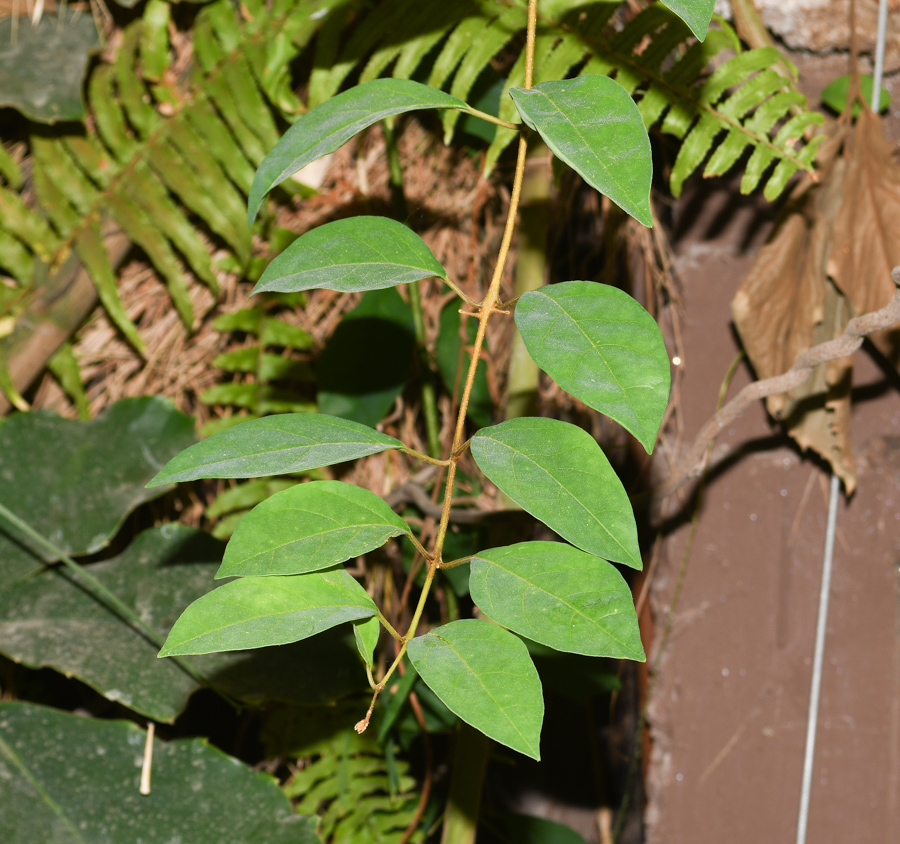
0, 729, 90, 844
478, 433, 635, 565
430, 632, 537, 756
476, 559, 636, 653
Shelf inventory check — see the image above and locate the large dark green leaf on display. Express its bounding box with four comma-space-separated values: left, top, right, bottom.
470, 418, 641, 569
148, 413, 402, 486
407, 619, 543, 759
0, 11, 100, 123
510, 76, 652, 227
481, 812, 590, 844
160, 568, 377, 656
254, 217, 446, 295
515, 281, 670, 453
0, 702, 319, 844
662, 0, 716, 41
249, 79, 467, 223
471, 542, 644, 660
0, 398, 195, 582
218, 481, 411, 577
0, 525, 368, 721
317, 287, 416, 427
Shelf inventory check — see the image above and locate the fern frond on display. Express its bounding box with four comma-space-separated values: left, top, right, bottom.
0, 0, 327, 357
0, 0, 824, 406
284, 729, 422, 844
304, 0, 821, 201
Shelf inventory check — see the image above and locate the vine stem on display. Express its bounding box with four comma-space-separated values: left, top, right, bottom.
358, 0, 539, 726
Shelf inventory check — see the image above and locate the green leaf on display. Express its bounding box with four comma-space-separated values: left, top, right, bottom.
0, 398, 195, 577
481, 811, 590, 844
510, 76, 653, 227
159, 568, 377, 656
254, 216, 446, 295
407, 619, 543, 760
260, 318, 314, 350
353, 616, 381, 667
0, 11, 100, 123
471, 542, 644, 660
0, 525, 368, 720
148, 413, 403, 486
249, 79, 467, 223
46, 343, 90, 420
0, 526, 224, 722
821, 73, 891, 117
660, 0, 715, 41
471, 418, 641, 569
514, 281, 670, 453
140, 0, 171, 82
218, 480, 410, 577
317, 287, 416, 428
0, 702, 319, 844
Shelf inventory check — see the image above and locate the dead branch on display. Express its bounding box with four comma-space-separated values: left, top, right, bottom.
658, 267, 900, 498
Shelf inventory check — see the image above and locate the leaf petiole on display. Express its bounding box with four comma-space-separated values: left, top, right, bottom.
400, 446, 450, 467
463, 106, 520, 131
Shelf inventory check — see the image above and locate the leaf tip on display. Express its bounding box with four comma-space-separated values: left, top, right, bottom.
145, 471, 171, 488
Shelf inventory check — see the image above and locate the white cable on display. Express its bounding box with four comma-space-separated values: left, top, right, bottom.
872, 0, 889, 112
795, 471, 841, 844
796, 6, 886, 841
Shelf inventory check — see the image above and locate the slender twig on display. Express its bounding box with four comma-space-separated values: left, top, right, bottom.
140, 722, 155, 796
387, 479, 487, 524
400, 446, 451, 467
406, 531, 433, 562
355, 0, 539, 717
440, 555, 474, 570
463, 106, 520, 131
375, 608, 403, 642
658, 271, 900, 498
442, 277, 482, 307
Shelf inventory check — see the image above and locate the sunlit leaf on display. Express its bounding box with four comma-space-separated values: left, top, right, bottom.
148, 413, 403, 486
407, 619, 543, 759
660, 0, 715, 41
254, 216, 446, 295
471, 542, 644, 660
510, 76, 652, 227
249, 79, 467, 222
471, 418, 641, 569
218, 481, 410, 577
160, 568, 376, 656
0, 525, 369, 721
515, 281, 670, 452
353, 616, 381, 667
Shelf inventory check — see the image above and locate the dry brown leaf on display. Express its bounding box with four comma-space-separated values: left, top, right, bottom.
732, 125, 860, 490
828, 107, 900, 370
732, 129, 846, 414
781, 280, 856, 492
